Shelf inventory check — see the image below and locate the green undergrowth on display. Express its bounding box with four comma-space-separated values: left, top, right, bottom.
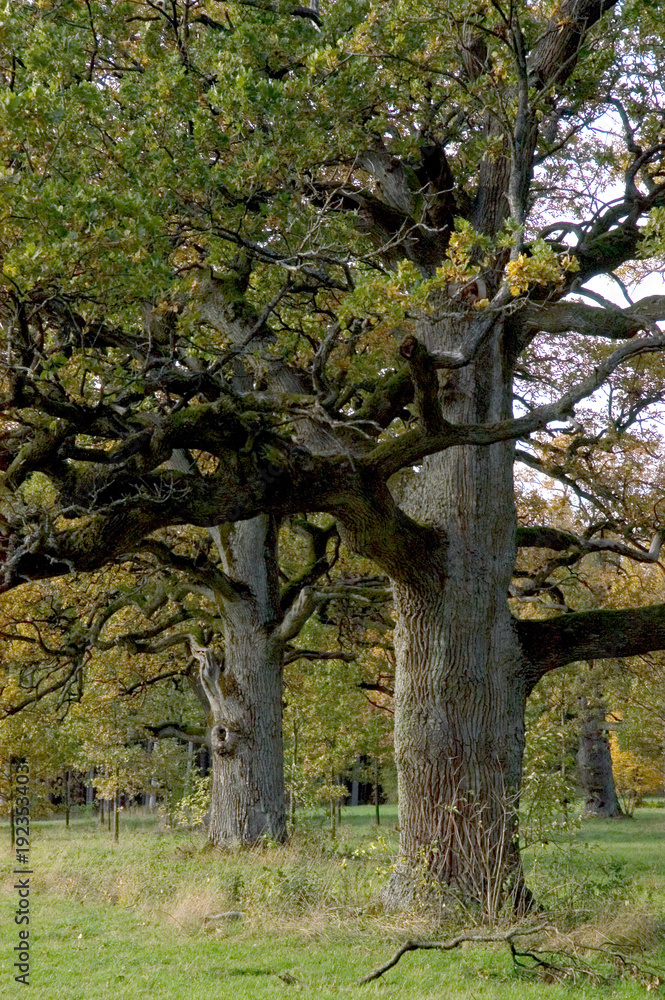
1, 806, 664, 999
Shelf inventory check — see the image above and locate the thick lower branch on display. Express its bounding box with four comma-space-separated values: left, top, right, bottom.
145, 724, 208, 746
517, 603, 665, 682
284, 648, 355, 664
523, 295, 665, 339
370, 328, 665, 477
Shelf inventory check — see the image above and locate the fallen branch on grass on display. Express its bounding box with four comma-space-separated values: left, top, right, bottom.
357, 924, 665, 987
511, 936, 665, 987
357, 924, 552, 983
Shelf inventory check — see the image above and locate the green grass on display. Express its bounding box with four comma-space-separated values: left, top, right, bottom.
1, 805, 664, 999
571, 808, 665, 873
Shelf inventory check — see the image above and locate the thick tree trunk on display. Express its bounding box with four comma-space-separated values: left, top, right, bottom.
203, 516, 287, 845
207, 605, 286, 844
386, 318, 530, 916
577, 695, 623, 819
389, 584, 528, 914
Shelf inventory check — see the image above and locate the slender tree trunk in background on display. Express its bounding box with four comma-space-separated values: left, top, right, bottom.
9, 781, 15, 850
374, 761, 381, 826
65, 770, 70, 828
113, 787, 120, 842
577, 692, 623, 819
86, 768, 94, 807
185, 740, 195, 794
106, 768, 112, 832
288, 719, 298, 830
148, 776, 158, 811
330, 774, 337, 840
144, 741, 155, 809
560, 692, 570, 822
198, 745, 209, 778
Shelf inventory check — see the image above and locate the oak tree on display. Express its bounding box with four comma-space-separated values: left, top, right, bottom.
3, 0, 665, 908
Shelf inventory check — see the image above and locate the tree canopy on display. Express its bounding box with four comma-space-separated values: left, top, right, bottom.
2, 0, 664, 602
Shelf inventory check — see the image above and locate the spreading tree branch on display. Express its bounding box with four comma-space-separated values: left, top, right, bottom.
518, 603, 665, 683
523, 294, 665, 340
516, 526, 665, 565
144, 723, 208, 745
284, 648, 355, 664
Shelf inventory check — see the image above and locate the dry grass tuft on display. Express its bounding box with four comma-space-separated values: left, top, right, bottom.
165, 890, 228, 930
561, 909, 665, 953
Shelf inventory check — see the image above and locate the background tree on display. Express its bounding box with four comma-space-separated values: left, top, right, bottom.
0, 512, 389, 844
0, 573, 205, 828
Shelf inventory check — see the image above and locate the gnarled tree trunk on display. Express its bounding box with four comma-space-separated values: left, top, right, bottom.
194, 516, 287, 845
376, 1, 619, 911
207, 614, 286, 844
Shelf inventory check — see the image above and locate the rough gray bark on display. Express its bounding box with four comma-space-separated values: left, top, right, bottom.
518, 605, 665, 680
577, 694, 623, 820
370, 0, 656, 910
192, 516, 287, 845
383, 315, 530, 913
186, 513, 333, 845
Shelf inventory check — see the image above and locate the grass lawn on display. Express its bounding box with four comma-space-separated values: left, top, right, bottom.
1, 805, 664, 999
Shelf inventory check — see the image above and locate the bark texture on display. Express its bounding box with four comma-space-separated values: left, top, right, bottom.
385, 316, 530, 913
371, 0, 652, 910
577, 695, 623, 820
194, 516, 287, 845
